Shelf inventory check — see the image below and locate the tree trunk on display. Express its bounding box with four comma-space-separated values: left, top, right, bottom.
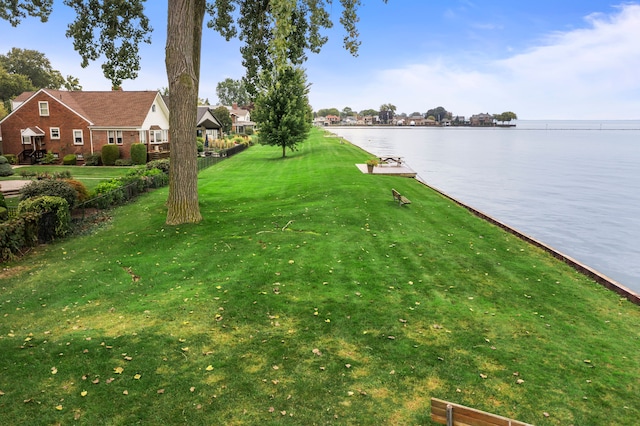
165, 0, 205, 225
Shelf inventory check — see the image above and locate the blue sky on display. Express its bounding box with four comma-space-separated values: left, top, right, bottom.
1, 1, 639, 119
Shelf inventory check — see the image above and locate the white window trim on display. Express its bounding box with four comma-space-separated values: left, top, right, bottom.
73, 129, 84, 145
50, 127, 60, 139
107, 130, 124, 145
139, 130, 147, 144
150, 129, 168, 144
39, 101, 49, 116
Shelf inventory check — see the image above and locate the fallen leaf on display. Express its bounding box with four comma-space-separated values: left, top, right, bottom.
134, 374, 141, 380
81, 390, 88, 397
123, 390, 128, 395
123, 356, 133, 361
114, 367, 124, 374
157, 389, 165, 394
516, 379, 525, 384
181, 347, 189, 352
190, 387, 195, 392
480, 374, 488, 379
205, 365, 214, 371
51, 367, 58, 375
92, 378, 99, 384
106, 378, 114, 384
398, 319, 407, 323
268, 407, 275, 413
347, 391, 354, 396
312, 348, 322, 356
272, 365, 279, 370
584, 360, 591, 364
543, 412, 550, 418
272, 380, 279, 385
345, 364, 351, 369
281, 411, 287, 416
0, 390, 4, 396
55, 405, 63, 411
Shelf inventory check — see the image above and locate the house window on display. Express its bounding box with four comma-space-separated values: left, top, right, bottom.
152, 104, 156, 112
50, 127, 60, 139
73, 129, 84, 145
150, 129, 168, 143
139, 130, 147, 144
76, 153, 84, 160
108, 130, 123, 144
22, 135, 31, 145
39, 101, 49, 116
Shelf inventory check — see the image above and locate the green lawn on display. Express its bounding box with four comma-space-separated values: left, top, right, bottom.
1, 165, 134, 190
0, 128, 638, 425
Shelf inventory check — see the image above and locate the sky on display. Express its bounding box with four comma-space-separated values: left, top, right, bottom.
1, 0, 639, 120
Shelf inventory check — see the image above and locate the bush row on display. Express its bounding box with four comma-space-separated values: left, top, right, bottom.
1, 159, 170, 261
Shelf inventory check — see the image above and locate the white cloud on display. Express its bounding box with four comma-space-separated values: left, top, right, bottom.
310, 4, 640, 119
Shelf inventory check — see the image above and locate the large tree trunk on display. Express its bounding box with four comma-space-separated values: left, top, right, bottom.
165, 0, 205, 225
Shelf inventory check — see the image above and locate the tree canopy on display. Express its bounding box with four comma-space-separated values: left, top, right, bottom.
2, 0, 387, 225
494, 111, 518, 123
215, 77, 250, 106
211, 105, 232, 135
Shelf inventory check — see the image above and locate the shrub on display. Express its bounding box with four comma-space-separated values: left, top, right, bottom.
19, 169, 36, 178
93, 179, 126, 208
0, 193, 7, 221
196, 139, 204, 153
84, 152, 102, 166
3, 154, 18, 165
0, 212, 39, 261
17, 196, 70, 242
62, 154, 77, 165
64, 179, 90, 202
41, 151, 56, 164
101, 145, 120, 166
130, 143, 147, 165
0, 155, 14, 176
146, 159, 170, 174
20, 179, 78, 209
115, 158, 134, 166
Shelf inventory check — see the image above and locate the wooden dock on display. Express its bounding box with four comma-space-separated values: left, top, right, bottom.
355, 162, 417, 178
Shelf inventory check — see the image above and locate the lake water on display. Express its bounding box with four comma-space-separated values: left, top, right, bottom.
331, 121, 640, 294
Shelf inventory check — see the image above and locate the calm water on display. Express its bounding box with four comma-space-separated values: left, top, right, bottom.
331, 121, 640, 294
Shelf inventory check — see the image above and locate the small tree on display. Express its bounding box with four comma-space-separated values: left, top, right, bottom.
253, 66, 312, 158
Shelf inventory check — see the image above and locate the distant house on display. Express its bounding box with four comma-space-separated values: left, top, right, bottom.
325, 115, 340, 125
227, 103, 255, 134
313, 116, 327, 127
0, 89, 169, 163
470, 113, 494, 127
197, 106, 222, 142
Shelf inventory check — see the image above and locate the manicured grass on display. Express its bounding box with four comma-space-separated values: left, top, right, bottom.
0, 128, 638, 425
1, 165, 134, 190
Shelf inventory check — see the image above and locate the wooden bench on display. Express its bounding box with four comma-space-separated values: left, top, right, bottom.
431, 398, 533, 426
391, 188, 411, 206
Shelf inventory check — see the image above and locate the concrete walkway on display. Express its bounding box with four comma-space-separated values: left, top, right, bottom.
0, 180, 31, 197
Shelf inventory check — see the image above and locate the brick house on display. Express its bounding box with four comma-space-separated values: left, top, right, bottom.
0, 89, 170, 163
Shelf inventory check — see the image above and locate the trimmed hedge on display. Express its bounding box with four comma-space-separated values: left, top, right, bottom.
20, 179, 78, 208
101, 145, 120, 166
0, 155, 14, 177
17, 196, 70, 242
63, 154, 77, 165
0, 211, 39, 261
130, 143, 147, 165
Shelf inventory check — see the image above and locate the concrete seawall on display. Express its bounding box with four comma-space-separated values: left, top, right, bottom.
415, 176, 640, 306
